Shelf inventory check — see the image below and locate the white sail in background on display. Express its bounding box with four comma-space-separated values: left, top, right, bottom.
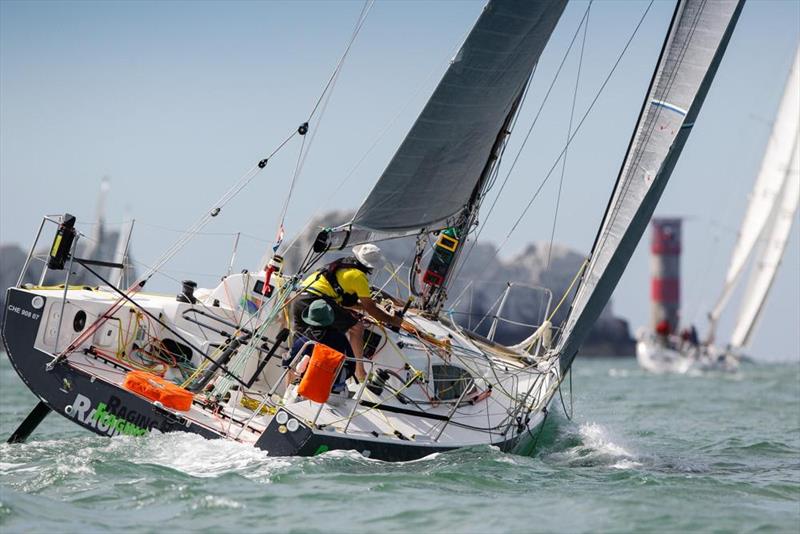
555, 0, 745, 371
730, 140, 800, 349
708, 47, 800, 327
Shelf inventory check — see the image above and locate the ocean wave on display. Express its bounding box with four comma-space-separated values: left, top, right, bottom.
544, 421, 642, 469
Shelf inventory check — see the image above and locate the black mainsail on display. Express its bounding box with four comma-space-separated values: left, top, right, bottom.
325, 0, 567, 248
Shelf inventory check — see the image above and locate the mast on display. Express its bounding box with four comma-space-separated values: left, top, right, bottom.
320, 0, 568, 252
422, 85, 528, 313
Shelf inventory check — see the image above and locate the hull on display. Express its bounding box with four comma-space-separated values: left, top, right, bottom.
636, 331, 739, 374
3, 287, 550, 461
3, 288, 222, 441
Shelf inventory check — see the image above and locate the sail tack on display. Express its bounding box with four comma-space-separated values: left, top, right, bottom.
351, 0, 567, 234
730, 140, 800, 349
708, 47, 800, 328
555, 0, 746, 371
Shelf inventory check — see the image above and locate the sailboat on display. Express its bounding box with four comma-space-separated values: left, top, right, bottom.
3, 0, 744, 461
637, 47, 799, 374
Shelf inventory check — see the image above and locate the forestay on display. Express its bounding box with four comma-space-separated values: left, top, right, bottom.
730, 140, 799, 349
708, 47, 800, 329
348, 0, 567, 235
555, 0, 746, 371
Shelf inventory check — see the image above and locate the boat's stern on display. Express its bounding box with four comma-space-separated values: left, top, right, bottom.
2, 287, 48, 370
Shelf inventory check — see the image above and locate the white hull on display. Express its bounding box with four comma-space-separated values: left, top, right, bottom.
635, 330, 739, 374
3, 276, 561, 460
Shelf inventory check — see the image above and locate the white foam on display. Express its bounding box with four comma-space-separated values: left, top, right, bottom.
548, 421, 641, 469
578, 422, 635, 459
611, 459, 643, 470
191, 495, 244, 510
608, 368, 632, 378
105, 431, 291, 480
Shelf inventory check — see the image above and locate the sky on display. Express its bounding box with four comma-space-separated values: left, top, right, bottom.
1, 0, 798, 360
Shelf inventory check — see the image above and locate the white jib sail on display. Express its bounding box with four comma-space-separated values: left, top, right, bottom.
729, 139, 800, 350
554, 0, 745, 371
708, 47, 800, 326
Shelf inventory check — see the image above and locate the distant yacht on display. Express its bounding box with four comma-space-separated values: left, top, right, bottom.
637, 47, 800, 374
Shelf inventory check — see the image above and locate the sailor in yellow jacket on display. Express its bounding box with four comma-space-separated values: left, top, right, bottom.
292, 244, 404, 381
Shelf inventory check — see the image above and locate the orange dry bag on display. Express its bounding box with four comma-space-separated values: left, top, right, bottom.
122, 370, 194, 411
297, 343, 345, 404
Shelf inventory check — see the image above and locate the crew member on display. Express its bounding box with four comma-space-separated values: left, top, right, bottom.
292, 244, 403, 380
688, 325, 699, 346
655, 319, 671, 347
284, 299, 354, 392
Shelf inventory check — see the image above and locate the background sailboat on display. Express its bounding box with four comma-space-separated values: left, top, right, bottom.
637, 46, 799, 373
557, 0, 746, 374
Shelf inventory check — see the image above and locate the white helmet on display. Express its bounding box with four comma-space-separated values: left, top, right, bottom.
352, 244, 385, 270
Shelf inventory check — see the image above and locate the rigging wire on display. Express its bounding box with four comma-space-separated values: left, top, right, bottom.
274, 0, 375, 247
307, 0, 374, 122
280, 16, 475, 257
558, 0, 708, 343
134, 221, 271, 243
456, 1, 594, 274
546, 3, 591, 269
52, 118, 300, 362
585, 1, 706, 271
493, 0, 656, 259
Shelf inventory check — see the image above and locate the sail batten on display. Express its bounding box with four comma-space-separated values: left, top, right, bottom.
346, 0, 567, 236
555, 0, 746, 372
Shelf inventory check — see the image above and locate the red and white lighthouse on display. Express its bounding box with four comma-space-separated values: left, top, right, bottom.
650, 218, 681, 334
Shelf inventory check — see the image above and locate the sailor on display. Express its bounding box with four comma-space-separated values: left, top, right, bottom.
655, 319, 671, 347
680, 327, 691, 348
688, 325, 699, 346
292, 244, 404, 380
283, 299, 355, 392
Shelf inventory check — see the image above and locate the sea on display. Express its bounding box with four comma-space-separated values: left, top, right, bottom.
1, 354, 798, 533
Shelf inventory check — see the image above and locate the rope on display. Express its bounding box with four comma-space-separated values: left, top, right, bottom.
306, 0, 374, 121
548, 260, 588, 324
274, 0, 375, 248
52, 124, 298, 363
524, 260, 586, 353
281, 16, 473, 257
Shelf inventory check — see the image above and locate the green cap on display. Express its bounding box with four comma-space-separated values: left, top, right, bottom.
302, 299, 335, 327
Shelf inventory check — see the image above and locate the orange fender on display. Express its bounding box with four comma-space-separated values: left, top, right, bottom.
297, 343, 345, 404
122, 370, 194, 412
